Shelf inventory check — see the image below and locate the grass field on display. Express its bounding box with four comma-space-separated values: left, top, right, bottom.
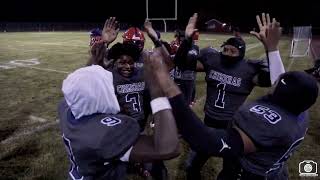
0, 32, 319, 180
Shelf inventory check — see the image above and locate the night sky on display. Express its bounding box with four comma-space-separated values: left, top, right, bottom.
1, 0, 319, 31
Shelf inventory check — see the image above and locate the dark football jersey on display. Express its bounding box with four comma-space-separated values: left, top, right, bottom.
174, 66, 196, 81
112, 67, 146, 129
134, 54, 144, 69
58, 99, 140, 180
199, 47, 270, 122
234, 97, 307, 177
174, 44, 199, 81
173, 44, 199, 104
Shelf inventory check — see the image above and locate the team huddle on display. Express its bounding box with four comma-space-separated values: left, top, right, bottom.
58, 13, 319, 180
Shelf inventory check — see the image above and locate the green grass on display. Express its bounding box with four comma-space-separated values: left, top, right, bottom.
0, 32, 318, 180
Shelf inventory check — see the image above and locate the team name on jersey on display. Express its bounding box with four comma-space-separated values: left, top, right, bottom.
117, 82, 145, 94
208, 70, 242, 87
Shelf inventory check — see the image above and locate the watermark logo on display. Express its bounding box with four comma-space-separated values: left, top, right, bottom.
299, 160, 318, 177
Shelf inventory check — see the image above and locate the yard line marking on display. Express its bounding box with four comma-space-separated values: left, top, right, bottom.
258, 53, 266, 59
10, 63, 69, 74
0, 120, 59, 146
12, 41, 88, 47
202, 38, 217, 41
39, 42, 87, 47
29, 115, 48, 123
246, 43, 261, 51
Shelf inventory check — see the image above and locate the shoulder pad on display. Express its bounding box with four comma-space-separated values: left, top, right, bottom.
247, 59, 268, 68
200, 47, 219, 56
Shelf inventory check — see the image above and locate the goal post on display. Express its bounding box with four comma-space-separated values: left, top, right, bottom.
290, 26, 312, 57
146, 0, 177, 32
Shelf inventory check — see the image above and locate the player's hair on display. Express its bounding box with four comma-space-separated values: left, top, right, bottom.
107, 43, 140, 62
87, 42, 107, 68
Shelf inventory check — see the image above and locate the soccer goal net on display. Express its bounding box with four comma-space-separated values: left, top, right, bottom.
290, 26, 312, 57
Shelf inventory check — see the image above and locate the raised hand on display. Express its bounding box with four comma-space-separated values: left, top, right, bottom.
144, 48, 181, 98
102, 17, 120, 45
185, 13, 199, 39
250, 13, 282, 51
250, 13, 270, 43
265, 18, 282, 51
144, 49, 169, 83
143, 50, 165, 99
144, 19, 159, 41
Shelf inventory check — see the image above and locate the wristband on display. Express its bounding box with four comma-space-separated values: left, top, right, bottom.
150, 97, 172, 114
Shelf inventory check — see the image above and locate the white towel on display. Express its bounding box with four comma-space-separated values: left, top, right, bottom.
62, 65, 120, 119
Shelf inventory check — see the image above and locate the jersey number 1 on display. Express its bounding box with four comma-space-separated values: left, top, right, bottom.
215, 83, 226, 108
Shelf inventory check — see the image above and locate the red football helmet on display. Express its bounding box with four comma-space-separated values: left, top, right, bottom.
122, 27, 145, 52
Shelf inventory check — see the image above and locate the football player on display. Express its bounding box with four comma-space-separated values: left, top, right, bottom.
232, 26, 242, 39
107, 42, 148, 130
89, 28, 102, 47
146, 41, 319, 180
122, 26, 146, 69
122, 20, 173, 70
87, 17, 172, 70
88, 17, 172, 179
58, 47, 180, 180
170, 71, 318, 180
170, 30, 199, 105
174, 13, 285, 179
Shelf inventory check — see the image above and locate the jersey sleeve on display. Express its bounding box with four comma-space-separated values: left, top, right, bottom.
198, 47, 220, 70
173, 39, 197, 70
247, 58, 271, 87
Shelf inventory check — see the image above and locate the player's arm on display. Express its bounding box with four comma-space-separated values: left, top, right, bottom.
196, 61, 205, 72
87, 17, 120, 69
169, 93, 256, 157
87, 42, 115, 70
147, 44, 256, 157
187, 44, 205, 72
195, 49, 205, 71
159, 72, 255, 157
142, 87, 152, 119
87, 42, 111, 68
144, 19, 175, 70
174, 13, 205, 72
129, 48, 180, 162
251, 13, 285, 85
